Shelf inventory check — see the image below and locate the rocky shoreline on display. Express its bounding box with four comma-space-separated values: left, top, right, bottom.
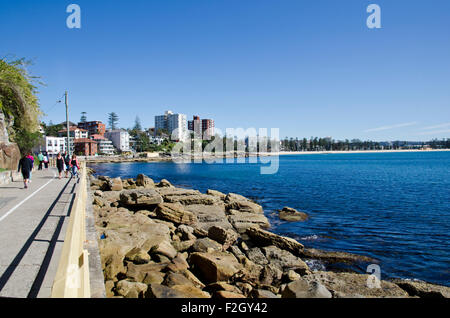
89, 172, 450, 298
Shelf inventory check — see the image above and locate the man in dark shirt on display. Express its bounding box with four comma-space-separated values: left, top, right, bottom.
18, 154, 33, 189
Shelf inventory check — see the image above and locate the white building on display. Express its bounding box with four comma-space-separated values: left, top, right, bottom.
155, 110, 187, 141
105, 130, 130, 152
91, 135, 115, 155
45, 136, 67, 156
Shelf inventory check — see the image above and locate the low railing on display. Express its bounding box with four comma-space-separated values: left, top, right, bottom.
51, 161, 90, 298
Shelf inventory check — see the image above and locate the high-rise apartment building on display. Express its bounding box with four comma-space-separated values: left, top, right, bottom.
155, 110, 187, 141
188, 115, 215, 140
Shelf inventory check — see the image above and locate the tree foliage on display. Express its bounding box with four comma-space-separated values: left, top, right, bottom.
108, 112, 119, 130
0, 58, 42, 153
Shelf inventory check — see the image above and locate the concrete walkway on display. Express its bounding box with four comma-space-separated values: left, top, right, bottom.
0, 168, 79, 298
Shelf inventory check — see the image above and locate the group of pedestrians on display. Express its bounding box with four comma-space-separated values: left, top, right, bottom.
17, 152, 81, 189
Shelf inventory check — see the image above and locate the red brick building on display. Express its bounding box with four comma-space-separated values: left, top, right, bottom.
78, 121, 106, 137
74, 138, 98, 156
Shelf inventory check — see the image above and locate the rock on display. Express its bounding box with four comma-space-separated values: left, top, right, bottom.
143, 272, 165, 285
246, 227, 304, 256
229, 246, 247, 263
171, 239, 196, 252
301, 248, 374, 264
303, 271, 409, 298
116, 280, 148, 298
250, 289, 279, 298
105, 280, 115, 298
185, 204, 233, 231
193, 227, 209, 238
392, 279, 450, 298
192, 238, 223, 253
163, 272, 196, 287
261, 245, 310, 274
246, 247, 269, 265
260, 264, 283, 286
109, 177, 123, 191
0, 142, 21, 171
150, 240, 178, 259
176, 224, 196, 241
145, 284, 188, 298
214, 290, 246, 298
180, 269, 206, 289
286, 270, 301, 282
228, 212, 270, 234
166, 254, 190, 272
205, 282, 242, 294
225, 193, 263, 214
189, 251, 243, 283
155, 203, 197, 225
136, 174, 155, 188
281, 278, 332, 298
157, 179, 173, 188
93, 196, 106, 207
125, 247, 151, 264
102, 245, 128, 281
208, 226, 239, 249
120, 189, 163, 207
165, 194, 221, 205
126, 262, 168, 283
278, 207, 308, 222
171, 285, 210, 298
236, 282, 253, 297
206, 189, 226, 200
94, 190, 103, 197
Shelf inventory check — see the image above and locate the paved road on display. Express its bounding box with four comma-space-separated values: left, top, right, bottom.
0, 168, 79, 298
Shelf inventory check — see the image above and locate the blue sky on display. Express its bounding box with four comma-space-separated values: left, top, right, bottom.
1, 0, 449, 141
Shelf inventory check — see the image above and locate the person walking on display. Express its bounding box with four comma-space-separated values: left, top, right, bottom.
18, 154, 33, 189
38, 152, 44, 170
70, 154, 81, 179
56, 153, 65, 179
43, 152, 49, 170
64, 152, 71, 178
26, 153, 34, 182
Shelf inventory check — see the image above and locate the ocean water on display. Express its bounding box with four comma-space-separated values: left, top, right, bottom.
89, 151, 450, 286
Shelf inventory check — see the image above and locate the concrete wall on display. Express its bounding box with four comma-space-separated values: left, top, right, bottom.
0, 170, 22, 185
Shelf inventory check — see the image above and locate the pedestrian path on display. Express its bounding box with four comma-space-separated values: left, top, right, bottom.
0, 168, 80, 298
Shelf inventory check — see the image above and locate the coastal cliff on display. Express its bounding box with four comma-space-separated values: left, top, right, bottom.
89, 173, 450, 299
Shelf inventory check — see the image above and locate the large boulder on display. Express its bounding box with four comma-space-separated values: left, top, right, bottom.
392, 279, 450, 298
116, 280, 148, 298
165, 193, 221, 205
225, 193, 263, 214
126, 262, 167, 283
155, 202, 198, 225
136, 174, 154, 188
108, 177, 123, 191
120, 189, 163, 207
189, 251, 243, 283
302, 271, 409, 298
301, 248, 374, 264
157, 179, 173, 188
208, 225, 239, 249
206, 189, 226, 200
262, 245, 310, 274
228, 211, 270, 234
185, 204, 233, 231
246, 227, 304, 256
278, 207, 308, 222
192, 238, 223, 253
281, 278, 332, 298
0, 142, 21, 171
